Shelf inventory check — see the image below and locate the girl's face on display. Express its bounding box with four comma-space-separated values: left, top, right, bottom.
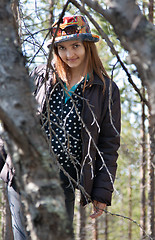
57, 40, 86, 71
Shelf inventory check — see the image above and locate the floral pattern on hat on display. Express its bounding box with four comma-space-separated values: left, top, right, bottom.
47, 15, 99, 47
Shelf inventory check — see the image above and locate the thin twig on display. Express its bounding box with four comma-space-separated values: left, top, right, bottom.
104, 209, 153, 240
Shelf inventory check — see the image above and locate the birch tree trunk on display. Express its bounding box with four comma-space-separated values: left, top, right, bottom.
79, 201, 86, 240
92, 218, 98, 240
0, 0, 73, 239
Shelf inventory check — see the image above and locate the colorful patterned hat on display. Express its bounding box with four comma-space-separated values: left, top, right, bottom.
47, 15, 99, 47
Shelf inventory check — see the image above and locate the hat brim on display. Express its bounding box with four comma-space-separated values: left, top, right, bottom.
47, 33, 99, 47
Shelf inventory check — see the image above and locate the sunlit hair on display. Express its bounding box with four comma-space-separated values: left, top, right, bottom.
53, 41, 109, 93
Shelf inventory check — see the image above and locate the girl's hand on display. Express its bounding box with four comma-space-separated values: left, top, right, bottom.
90, 200, 106, 219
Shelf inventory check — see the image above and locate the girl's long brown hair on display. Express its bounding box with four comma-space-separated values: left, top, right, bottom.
53, 41, 109, 93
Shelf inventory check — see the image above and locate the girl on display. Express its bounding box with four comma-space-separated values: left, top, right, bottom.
0, 15, 121, 238
34, 15, 121, 223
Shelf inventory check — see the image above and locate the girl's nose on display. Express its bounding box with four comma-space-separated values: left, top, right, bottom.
66, 49, 74, 58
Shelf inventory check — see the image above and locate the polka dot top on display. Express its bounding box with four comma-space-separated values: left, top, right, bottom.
42, 78, 87, 181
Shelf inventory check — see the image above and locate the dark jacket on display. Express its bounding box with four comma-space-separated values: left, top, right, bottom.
0, 64, 121, 206
33, 65, 121, 206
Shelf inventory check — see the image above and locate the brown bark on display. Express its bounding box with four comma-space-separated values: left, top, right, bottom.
1, 183, 14, 240
11, 0, 21, 46
140, 87, 147, 239
0, 0, 73, 239
147, 111, 155, 239
148, 0, 154, 23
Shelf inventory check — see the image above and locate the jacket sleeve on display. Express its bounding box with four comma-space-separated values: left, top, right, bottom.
91, 81, 121, 206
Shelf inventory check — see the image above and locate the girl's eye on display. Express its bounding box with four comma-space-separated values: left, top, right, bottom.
58, 46, 65, 50
73, 44, 80, 48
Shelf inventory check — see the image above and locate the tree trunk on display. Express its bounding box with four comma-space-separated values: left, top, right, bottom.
79, 202, 86, 240
140, 87, 147, 240
1, 183, 14, 240
128, 166, 132, 240
105, 209, 108, 240
76, 191, 86, 240
142, 0, 147, 16
11, 0, 21, 46
147, 111, 155, 239
147, 7, 154, 238
93, 218, 98, 240
148, 0, 154, 23
0, 0, 73, 239
49, 0, 55, 26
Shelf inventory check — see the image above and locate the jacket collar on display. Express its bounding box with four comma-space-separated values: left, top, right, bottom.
86, 72, 106, 87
